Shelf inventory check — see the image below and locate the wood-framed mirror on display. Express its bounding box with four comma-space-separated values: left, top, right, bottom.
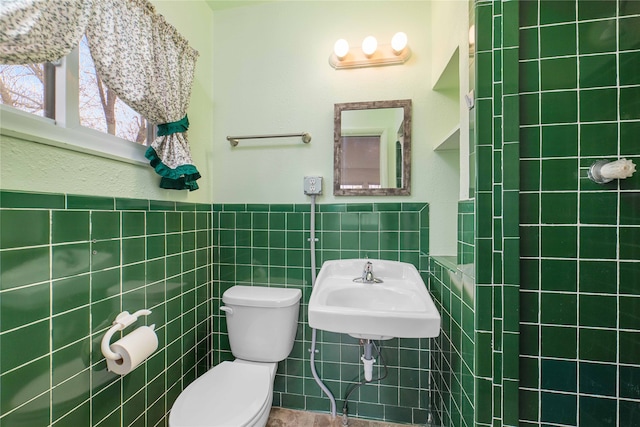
334, 99, 411, 196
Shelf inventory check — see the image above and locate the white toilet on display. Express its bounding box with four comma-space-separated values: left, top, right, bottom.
169, 285, 302, 427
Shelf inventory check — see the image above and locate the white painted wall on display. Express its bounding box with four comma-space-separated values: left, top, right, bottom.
431, 0, 472, 200
0, 0, 463, 255
211, 0, 459, 255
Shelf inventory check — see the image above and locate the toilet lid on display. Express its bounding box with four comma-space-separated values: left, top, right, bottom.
169, 361, 272, 427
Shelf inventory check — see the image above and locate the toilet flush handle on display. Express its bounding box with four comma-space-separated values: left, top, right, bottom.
220, 306, 233, 315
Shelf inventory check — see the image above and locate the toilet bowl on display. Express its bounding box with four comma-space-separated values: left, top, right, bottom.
168, 286, 301, 427
169, 360, 276, 427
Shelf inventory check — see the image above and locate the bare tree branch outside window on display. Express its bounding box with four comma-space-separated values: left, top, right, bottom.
0, 63, 45, 116
79, 36, 148, 144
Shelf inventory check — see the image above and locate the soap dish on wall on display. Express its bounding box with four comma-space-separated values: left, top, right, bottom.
588, 158, 636, 184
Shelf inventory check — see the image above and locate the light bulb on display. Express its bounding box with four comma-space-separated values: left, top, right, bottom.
334, 39, 350, 60
391, 32, 408, 54
361, 36, 377, 57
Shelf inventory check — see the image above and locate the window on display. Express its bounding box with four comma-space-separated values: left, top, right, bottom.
0, 36, 152, 158
78, 36, 149, 144
0, 63, 47, 117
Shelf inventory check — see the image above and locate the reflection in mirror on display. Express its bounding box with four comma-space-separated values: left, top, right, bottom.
334, 99, 411, 196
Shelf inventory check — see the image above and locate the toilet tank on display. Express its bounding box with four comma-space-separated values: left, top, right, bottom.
222, 286, 302, 362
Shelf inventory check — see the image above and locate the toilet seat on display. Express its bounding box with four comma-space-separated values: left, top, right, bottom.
169, 361, 272, 427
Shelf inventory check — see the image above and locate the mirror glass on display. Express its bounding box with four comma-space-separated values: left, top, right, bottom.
334, 99, 411, 196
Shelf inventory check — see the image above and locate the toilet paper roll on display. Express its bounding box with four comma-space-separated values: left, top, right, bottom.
106, 325, 158, 375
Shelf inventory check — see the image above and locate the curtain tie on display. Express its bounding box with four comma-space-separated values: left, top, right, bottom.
157, 115, 189, 136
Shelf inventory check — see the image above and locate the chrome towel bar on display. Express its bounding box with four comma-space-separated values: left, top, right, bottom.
227, 132, 311, 147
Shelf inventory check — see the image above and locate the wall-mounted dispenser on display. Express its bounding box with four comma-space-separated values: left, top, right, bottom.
101, 309, 158, 375
588, 158, 636, 184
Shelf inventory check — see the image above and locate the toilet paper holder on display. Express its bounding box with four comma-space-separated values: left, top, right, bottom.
101, 309, 153, 361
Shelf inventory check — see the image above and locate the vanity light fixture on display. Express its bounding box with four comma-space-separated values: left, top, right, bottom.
329, 32, 411, 70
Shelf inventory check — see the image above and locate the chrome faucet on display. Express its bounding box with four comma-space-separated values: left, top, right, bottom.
363, 261, 374, 282
353, 261, 383, 283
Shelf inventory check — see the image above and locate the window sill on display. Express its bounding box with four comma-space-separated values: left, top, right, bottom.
0, 105, 148, 166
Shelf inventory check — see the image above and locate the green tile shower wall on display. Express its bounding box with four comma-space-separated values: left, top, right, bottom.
519, 1, 640, 426
211, 202, 430, 425
429, 200, 476, 427
458, 200, 475, 266
475, 1, 521, 426
0, 190, 213, 427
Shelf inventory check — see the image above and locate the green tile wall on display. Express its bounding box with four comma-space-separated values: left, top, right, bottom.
458, 200, 475, 266
0, 190, 213, 427
519, 1, 640, 426
211, 202, 431, 425
475, 1, 521, 426
430, 200, 476, 427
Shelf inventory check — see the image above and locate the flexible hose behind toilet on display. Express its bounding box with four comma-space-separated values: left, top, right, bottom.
308, 194, 337, 417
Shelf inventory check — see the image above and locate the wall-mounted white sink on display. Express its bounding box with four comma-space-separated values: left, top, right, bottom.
308, 259, 441, 340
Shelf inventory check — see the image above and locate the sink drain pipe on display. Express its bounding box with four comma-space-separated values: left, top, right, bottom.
342, 340, 389, 426
361, 340, 375, 382
308, 194, 337, 417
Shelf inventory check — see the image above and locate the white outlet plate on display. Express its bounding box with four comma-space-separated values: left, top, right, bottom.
304, 176, 323, 195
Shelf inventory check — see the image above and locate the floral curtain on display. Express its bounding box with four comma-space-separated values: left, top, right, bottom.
0, 0, 201, 191
86, 0, 200, 190
0, 0, 93, 64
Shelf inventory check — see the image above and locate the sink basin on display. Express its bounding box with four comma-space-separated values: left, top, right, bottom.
308, 259, 441, 340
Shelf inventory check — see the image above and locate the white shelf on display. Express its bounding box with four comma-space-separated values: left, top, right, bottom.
434, 124, 460, 151
432, 47, 460, 91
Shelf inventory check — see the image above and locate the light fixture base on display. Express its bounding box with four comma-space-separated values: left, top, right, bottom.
329, 45, 411, 70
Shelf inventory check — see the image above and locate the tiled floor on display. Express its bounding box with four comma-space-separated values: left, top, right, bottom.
266, 407, 415, 427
